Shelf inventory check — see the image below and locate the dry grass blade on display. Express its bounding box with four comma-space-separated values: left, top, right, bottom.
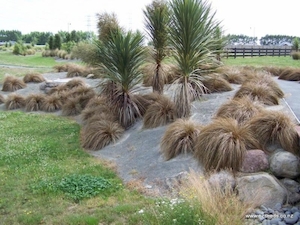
65, 78, 86, 89
215, 96, 265, 125
23, 73, 45, 83
5, 94, 26, 110
85, 95, 107, 109
80, 120, 124, 150
278, 67, 300, 81
143, 95, 176, 129
216, 66, 245, 84
81, 104, 116, 124
245, 110, 300, 155
66, 64, 88, 78
2, 76, 27, 92
244, 73, 284, 99
25, 94, 46, 111
160, 119, 202, 160
41, 95, 62, 112
53, 64, 68, 72
180, 170, 261, 225
234, 82, 279, 106
61, 96, 83, 116
194, 118, 259, 172
262, 66, 285, 76
202, 75, 233, 93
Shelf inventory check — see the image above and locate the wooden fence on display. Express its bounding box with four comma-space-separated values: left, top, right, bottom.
224, 45, 293, 58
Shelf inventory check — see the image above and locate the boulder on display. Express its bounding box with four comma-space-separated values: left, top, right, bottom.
208, 170, 236, 190
237, 172, 287, 208
269, 151, 300, 179
280, 178, 300, 204
240, 150, 269, 173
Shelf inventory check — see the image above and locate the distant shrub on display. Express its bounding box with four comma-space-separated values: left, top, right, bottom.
13, 42, 26, 55
291, 51, 300, 60
71, 42, 98, 66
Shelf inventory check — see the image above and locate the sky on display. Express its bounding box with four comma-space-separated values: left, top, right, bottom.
0, 0, 299, 40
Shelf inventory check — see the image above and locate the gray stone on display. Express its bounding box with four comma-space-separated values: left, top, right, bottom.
278, 221, 287, 225
240, 149, 269, 173
262, 220, 271, 225
274, 203, 283, 211
270, 151, 300, 179
208, 170, 236, 191
237, 173, 287, 208
284, 212, 299, 224
291, 206, 299, 213
86, 74, 95, 79
270, 218, 283, 224
280, 178, 300, 204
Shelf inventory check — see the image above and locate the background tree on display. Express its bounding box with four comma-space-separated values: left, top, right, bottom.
96, 12, 121, 42
48, 36, 54, 50
144, 0, 170, 94
260, 35, 298, 45
226, 34, 257, 45
169, 0, 220, 118
54, 34, 62, 49
293, 37, 299, 51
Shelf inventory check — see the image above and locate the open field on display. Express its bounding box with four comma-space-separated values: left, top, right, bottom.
223, 55, 300, 68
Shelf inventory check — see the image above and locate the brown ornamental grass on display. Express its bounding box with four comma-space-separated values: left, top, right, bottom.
2, 76, 27, 92
245, 110, 300, 155
65, 78, 86, 89
233, 82, 279, 106
278, 67, 300, 81
61, 96, 83, 116
215, 96, 265, 125
194, 118, 260, 172
23, 73, 45, 83
143, 95, 177, 129
80, 120, 124, 150
160, 119, 202, 160
5, 94, 26, 110
202, 75, 233, 93
41, 95, 62, 112
25, 94, 46, 111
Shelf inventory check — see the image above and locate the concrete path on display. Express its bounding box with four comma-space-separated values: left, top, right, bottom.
275, 78, 300, 124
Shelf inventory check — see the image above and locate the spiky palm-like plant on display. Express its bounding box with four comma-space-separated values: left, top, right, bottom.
144, 0, 170, 94
169, 0, 220, 118
95, 29, 146, 129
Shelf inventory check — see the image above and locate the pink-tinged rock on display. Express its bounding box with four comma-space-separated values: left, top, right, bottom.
240, 150, 269, 173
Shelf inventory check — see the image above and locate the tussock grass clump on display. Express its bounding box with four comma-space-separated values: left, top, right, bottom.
245, 110, 300, 155
278, 67, 300, 81
262, 66, 284, 76
202, 75, 233, 93
47, 84, 69, 96
66, 64, 88, 78
2, 76, 27, 92
5, 94, 26, 110
216, 67, 245, 84
180, 171, 260, 225
143, 95, 177, 129
65, 78, 86, 89
160, 119, 202, 160
244, 73, 284, 99
85, 95, 107, 109
194, 118, 259, 172
0, 94, 5, 104
23, 73, 45, 83
215, 97, 265, 125
25, 94, 46, 111
234, 82, 279, 106
53, 64, 69, 72
61, 97, 83, 116
41, 95, 62, 112
80, 120, 124, 150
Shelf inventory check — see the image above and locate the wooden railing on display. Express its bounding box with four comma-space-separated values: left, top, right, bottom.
224, 45, 292, 58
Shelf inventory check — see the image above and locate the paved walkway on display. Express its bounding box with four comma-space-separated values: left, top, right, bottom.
275, 78, 300, 124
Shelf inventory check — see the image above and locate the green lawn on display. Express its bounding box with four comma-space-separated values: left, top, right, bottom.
222, 55, 300, 68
